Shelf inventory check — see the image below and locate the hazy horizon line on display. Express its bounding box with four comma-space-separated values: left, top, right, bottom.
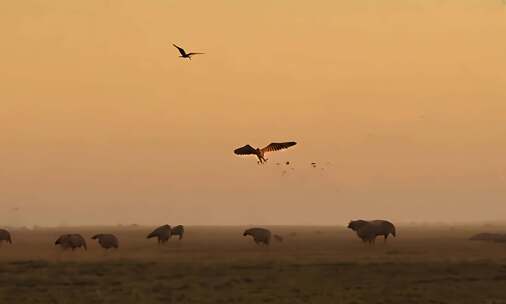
3, 221, 506, 230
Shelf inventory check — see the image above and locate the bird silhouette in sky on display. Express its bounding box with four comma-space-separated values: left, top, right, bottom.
172, 44, 204, 60
234, 142, 297, 164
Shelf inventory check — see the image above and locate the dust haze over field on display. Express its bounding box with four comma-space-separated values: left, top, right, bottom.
1, 0, 506, 226
1, 225, 506, 303
2, 1, 506, 302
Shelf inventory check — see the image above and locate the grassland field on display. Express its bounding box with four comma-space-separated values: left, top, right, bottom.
1, 225, 506, 304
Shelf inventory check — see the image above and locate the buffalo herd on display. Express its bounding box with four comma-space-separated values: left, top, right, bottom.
1, 221, 506, 250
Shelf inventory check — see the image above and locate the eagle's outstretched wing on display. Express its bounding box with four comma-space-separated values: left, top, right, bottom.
261, 142, 297, 153
172, 44, 187, 56
187, 52, 205, 56
234, 145, 257, 155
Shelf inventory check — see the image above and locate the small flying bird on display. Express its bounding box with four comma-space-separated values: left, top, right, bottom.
285, 161, 290, 165
234, 142, 297, 164
172, 44, 204, 60
311, 162, 317, 168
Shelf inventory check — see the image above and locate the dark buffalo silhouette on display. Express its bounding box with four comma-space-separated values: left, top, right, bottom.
171, 225, 185, 240
243, 228, 271, 245
91, 234, 119, 249
0, 229, 12, 245
348, 220, 396, 243
469, 232, 506, 243
55, 234, 87, 251
147, 225, 171, 244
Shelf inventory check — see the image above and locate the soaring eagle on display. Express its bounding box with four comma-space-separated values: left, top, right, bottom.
234, 142, 297, 164
172, 44, 204, 60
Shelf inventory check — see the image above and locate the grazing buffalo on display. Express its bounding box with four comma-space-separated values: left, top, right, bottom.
171, 225, 185, 240
469, 233, 506, 243
55, 234, 87, 251
348, 220, 396, 243
0, 229, 12, 245
243, 228, 271, 246
147, 225, 172, 244
91, 234, 119, 249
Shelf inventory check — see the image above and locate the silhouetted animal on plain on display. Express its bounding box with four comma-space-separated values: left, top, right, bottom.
91, 234, 119, 249
172, 44, 204, 60
55, 234, 87, 251
234, 142, 297, 164
469, 232, 506, 243
171, 225, 185, 240
348, 220, 396, 243
243, 228, 271, 245
147, 225, 172, 244
0, 229, 12, 245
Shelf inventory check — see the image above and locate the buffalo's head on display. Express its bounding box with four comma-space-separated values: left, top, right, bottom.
347, 220, 368, 231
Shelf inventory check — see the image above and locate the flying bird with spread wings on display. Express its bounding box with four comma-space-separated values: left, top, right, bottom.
172, 44, 204, 60
234, 142, 297, 164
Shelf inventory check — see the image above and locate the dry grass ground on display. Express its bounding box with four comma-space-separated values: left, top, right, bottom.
1, 225, 506, 303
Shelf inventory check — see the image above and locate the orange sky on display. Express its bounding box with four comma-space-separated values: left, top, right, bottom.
1, 0, 506, 226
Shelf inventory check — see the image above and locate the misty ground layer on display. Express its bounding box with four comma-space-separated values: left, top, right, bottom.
1, 226, 506, 303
